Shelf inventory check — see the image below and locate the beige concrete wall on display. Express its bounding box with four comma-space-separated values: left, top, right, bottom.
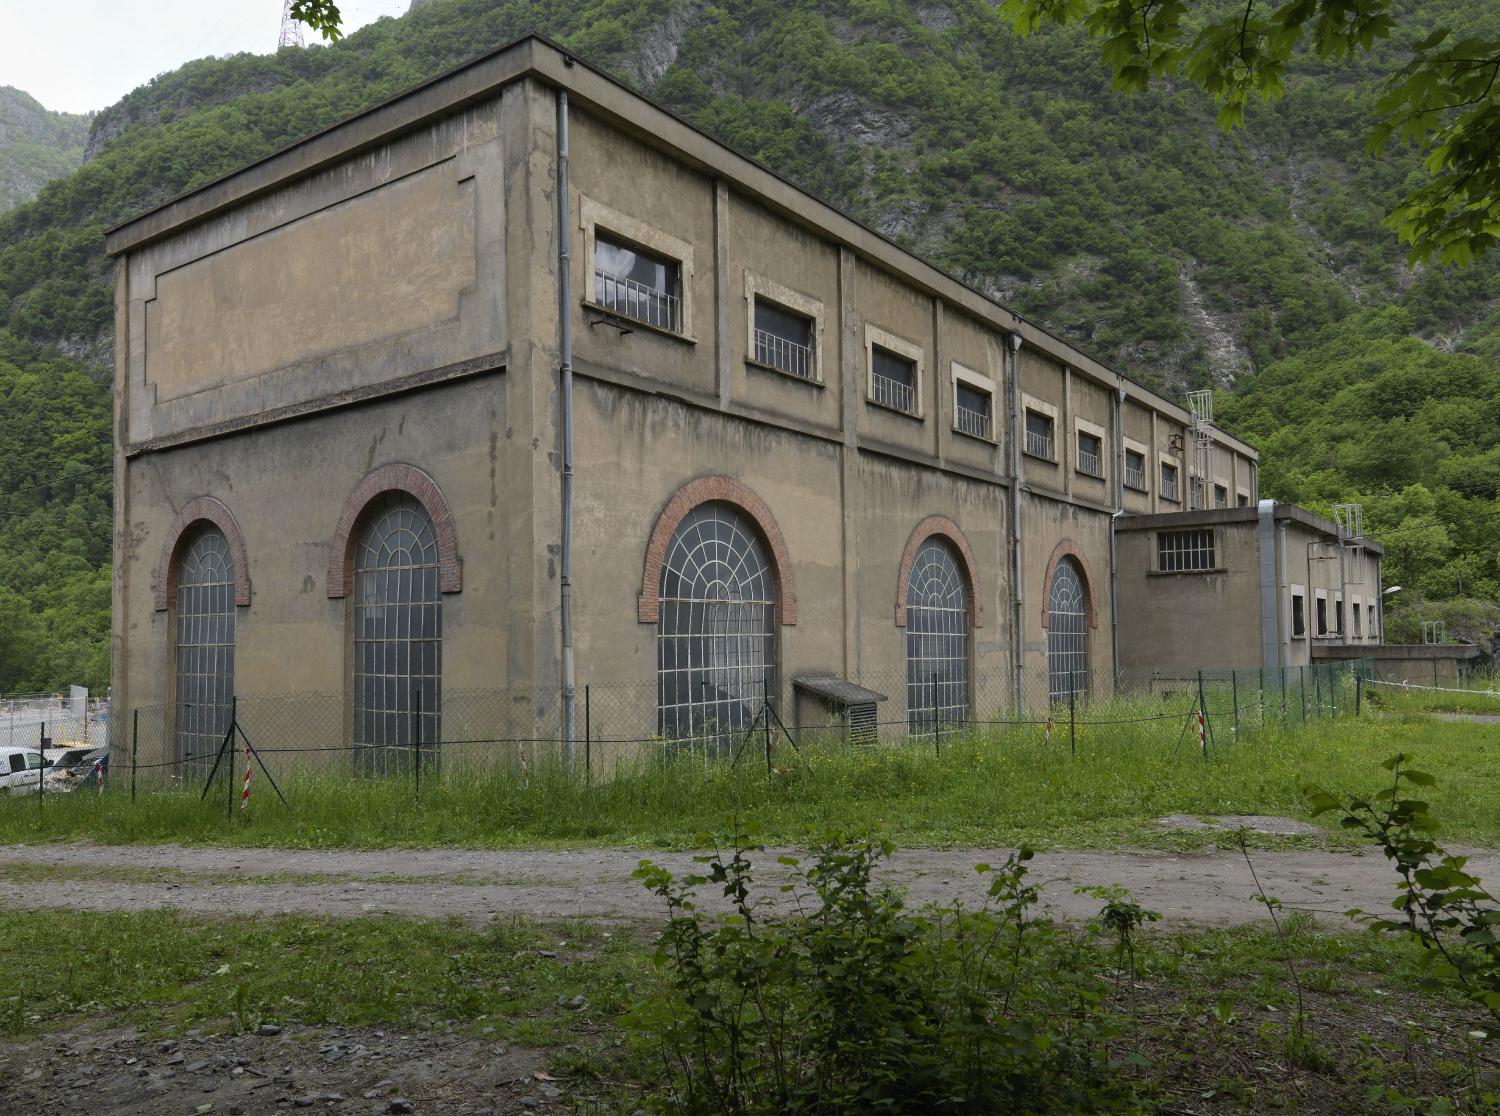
122, 99, 508, 450
1019, 491, 1113, 702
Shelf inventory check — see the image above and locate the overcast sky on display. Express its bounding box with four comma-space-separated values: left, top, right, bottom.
3, 0, 413, 115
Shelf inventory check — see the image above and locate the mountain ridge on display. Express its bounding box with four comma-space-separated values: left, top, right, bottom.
0, 86, 90, 215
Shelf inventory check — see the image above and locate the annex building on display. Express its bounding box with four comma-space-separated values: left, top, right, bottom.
105, 35, 1373, 766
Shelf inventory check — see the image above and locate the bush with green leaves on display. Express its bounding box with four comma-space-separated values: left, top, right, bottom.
628, 833, 1140, 1114
1307, 755, 1500, 1029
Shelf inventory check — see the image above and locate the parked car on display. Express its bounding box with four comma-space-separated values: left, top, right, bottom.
0, 747, 47, 795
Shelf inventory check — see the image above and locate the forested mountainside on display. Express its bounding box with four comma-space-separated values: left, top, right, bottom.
0, 0, 1496, 690
0, 87, 89, 216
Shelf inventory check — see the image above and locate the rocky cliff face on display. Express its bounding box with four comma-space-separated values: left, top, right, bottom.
0, 87, 89, 214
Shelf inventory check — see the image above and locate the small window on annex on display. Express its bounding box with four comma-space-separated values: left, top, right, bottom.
1353, 602, 1363, 637
1292, 591, 1306, 637
1025, 410, 1055, 459
752, 298, 815, 380
1237, 492, 1250, 507
1335, 595, 1345, 635
870, 345, 917, 415
1077, 431, 1103, 478
1124, 449, 1147, 492
1213, 483, 1228, 509
594, 232, 682, 333
1160, 461, 1180, 502
1316, 595, 1329, 636
1157, 529, 1216, 572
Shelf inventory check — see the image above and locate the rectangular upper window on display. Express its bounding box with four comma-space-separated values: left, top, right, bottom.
752, 297, 814, 380
1353, 602, 1363, 636
1292, 591, 1306, 637
594, 232, 682, 333
1213, 483, 1228, 509
1237, 491, 1250, 507
1157, 528, 1216, 572
1316, 595, 1328, 636
1335, 596, 1345, 634
1077, 431, 1103, 478
1124, 449, 1147, 492
1160, 461, 1180, 502
1024, 410, 1055, 460
954, 382, 993, 441
870, 345, 917, 415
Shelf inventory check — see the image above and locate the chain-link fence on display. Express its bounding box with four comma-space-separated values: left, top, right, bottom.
0, 690, 108, 753
88, 660, 1375, 804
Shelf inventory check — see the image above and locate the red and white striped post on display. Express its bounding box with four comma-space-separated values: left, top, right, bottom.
94, 757, 104, 794
240, 744, 252, 816
1197, 709, 1207, 757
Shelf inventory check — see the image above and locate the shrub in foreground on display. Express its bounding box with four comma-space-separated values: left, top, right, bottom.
628, 833, 1139, 1114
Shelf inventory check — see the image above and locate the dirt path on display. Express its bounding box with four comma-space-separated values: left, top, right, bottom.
5, 840, 1495, 929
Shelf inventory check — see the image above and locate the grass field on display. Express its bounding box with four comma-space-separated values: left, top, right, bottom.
1367, 678, 1500, 717
0, 712, 1494, 850
1, 904, 1488, 1113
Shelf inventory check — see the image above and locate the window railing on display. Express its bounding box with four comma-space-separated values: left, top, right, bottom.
955, 404, 991, 440
1078, 447, 1102, 477
870, 371, 915, 414
753, 328, 814, 380
1025, 428, 1053, 459
595, 268, 681, 333
1125, 463, 1147, 491
1161, 476, 1179, 502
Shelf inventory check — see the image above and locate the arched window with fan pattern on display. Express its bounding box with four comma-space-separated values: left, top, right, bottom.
905, 537, 971, 733
1047, 556, 1089, 703
174, 528, 236, 780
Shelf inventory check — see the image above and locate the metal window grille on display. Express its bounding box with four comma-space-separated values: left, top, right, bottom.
1124, 452, 1147, 491
1077, 433, 1102, 477
954, 383, 992, 440
353, 494, 441, 776
1025, 411, 1053, 458
870, 347, 916, 414
753, 328, 813, 379
595, 267, 681, 333
1047, 557, 1089, 703
1156, 529, 1216, 572
1161, 464, 1179, 502
753, 299, 814, 379
657, 502, 775, 757
905, 539, 970, 733
174, 529, 236, 781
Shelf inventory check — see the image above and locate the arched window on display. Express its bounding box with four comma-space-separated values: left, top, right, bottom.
174, 528, 236, 780
353, 494, 441, 773
1047, 557, 1089, 702
657, 501, 775, 751
905, 538, 970, 733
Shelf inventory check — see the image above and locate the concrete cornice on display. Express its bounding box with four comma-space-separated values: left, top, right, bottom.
105, 33, 1257, 460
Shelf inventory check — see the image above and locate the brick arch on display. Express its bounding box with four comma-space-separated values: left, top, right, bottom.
1040, 539, 1099, 630
638, 476, 797, 625
326, 463, 462, 599
894, 516, 983, 628
153, 496, 252, 611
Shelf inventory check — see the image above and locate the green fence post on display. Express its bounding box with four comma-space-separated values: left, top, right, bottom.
584, 684, 592, 787
1301, 666, 1308, 722
1231, 669, 1240, 739
1258, 666, 1265, 732
1355, 672, 1362, 717
38, 722, 45, 812
131, 709, 138, 803
1331, 665, 1338, 719
933, 692, 941, 758
412, 689, 421, 802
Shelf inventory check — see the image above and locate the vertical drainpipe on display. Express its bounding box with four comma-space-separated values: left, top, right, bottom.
1109, 386, 1124, 692
1278, 519, 1290, 664
1007, 331, 1025, 711
557, 91, 576, 766
1257, 499, 1281, 670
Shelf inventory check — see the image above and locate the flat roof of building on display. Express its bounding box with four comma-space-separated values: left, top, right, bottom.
103, 33, 1257, 458
1116, 503, 1385, 555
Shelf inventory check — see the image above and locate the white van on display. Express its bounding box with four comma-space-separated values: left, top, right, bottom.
0, 748, 47, 794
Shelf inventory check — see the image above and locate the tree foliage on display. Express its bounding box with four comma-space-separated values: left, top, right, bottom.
999, 0, 1500, 266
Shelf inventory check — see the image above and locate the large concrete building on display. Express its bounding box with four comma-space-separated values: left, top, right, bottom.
108, 35, 1330, 766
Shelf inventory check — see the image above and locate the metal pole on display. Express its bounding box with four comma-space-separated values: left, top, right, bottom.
38, 722, 44, 810
764, 701, 773, 784
1068, 671, 1076, 758
1231, 670, 1240, 738
584, 684, 591, 787
1314, 665, 1322, 718
131, 709, 138, 803
933, 691, 940, 758
1300, 666, 1307, 721
1197, 670, 1211, 755
1355, 673, 1362, 717
1330, 666, 1338, 718
1258, 666, 1265, 731
413, 689, 421, 801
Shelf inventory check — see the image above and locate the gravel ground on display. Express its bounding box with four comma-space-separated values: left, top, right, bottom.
5, 837, 1496, 928
0, 1020, 569, 1116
